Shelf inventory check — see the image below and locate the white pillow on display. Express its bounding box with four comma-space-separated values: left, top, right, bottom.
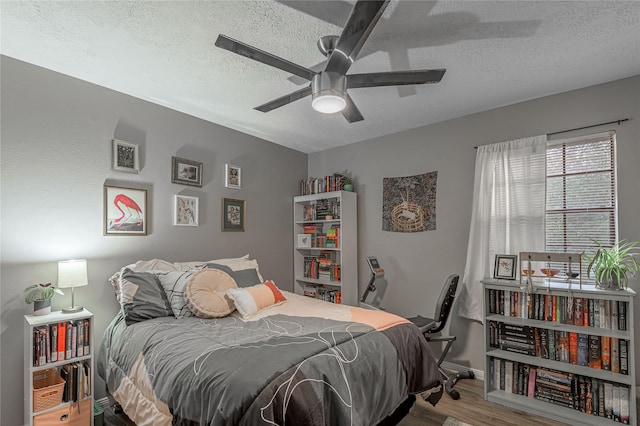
227, 280, 286, 319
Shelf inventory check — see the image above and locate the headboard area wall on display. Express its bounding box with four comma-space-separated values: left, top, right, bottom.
0, 56, 308, 425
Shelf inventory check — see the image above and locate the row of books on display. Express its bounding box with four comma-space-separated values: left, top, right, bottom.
488, 289, 628, 330
489, 321, 629, 374
32, 320, 90, 366
59, 361, 91, 404
302, 199, 341, 221
490, 358, 630, 423
300, 175, 347, 195
303, 256, 341, 281
303, 285, 342, 304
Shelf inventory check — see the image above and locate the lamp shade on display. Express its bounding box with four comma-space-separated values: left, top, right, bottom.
58, 259, 88, 288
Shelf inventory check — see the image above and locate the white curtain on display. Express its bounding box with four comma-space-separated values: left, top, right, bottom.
458, 135, 547, 322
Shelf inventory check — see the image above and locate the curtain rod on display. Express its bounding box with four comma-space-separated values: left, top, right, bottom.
547, 118, 629, 136
474, 118, 630, 148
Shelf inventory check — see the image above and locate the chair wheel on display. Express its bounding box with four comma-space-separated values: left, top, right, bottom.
449, 389, 460, 400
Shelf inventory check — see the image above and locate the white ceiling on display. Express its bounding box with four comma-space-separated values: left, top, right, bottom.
2, 1, 640, 154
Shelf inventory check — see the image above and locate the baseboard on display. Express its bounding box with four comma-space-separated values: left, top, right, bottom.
441, 361, 484, 381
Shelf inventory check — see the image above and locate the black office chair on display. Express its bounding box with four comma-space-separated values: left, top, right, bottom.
407, 274, 475, 400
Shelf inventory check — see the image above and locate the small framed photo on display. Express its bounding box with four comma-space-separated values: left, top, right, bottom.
221, 198, 245, 232
297, 234, 311, 248
173, 195, 199, 226
172, 156, 203, 187
494, 254, 518, 280
104, 185, 147, 235
112, 139, 139, 173
225, 164, 241, 189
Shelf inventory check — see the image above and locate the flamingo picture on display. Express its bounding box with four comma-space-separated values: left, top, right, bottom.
109, 193, 143, 230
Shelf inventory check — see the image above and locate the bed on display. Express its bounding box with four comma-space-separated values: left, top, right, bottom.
97, 257, 443, 425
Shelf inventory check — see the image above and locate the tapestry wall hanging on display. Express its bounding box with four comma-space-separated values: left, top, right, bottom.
382, 171, 437, 232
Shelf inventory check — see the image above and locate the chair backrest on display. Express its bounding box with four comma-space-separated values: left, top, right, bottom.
430, 274, 459, 333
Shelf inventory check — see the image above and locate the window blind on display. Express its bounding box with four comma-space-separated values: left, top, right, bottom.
545, 132, 617, 278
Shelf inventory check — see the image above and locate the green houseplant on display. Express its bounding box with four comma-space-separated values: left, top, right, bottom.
343, 177, 353, 192
586, 240, 640, 289
24, 282, 64, 315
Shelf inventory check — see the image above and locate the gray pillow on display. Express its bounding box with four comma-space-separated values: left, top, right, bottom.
119, 269, 173, 325
204, 263, 261, 288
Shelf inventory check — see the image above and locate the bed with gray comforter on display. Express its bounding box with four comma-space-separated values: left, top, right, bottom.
98, 291, 442, 425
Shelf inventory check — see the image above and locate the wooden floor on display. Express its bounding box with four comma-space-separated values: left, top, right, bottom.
102, 379, 568, 426
398, 379, 568, 426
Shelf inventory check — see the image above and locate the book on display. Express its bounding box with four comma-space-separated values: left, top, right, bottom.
601, 336, 611, 371
617, 301, 626, 330
49, 324, 58, 363
574, 297, 583, 326
611, 337, 619, 373
65, 322, 72, 359
84, 320, 92, 351
588, 334, 601, 369
612, 385, 620, 421
527, 367, 536, 397
538, 328, 549, 359
577, 333, 588, 366
76, 321, 84, 357
504, 360, 513, 393
620, 385, 629, 424
57, 322, 66, 361
611, 301, 619, 331
619, 339, 628, 375
568, 332, 578, 364
604, 382, 613, 419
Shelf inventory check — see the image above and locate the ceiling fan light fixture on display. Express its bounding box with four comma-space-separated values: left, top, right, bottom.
312, 93, 346, 114
311, 72, 347, 114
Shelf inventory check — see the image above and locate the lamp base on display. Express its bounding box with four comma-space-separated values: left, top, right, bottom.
62, 306, 83, 314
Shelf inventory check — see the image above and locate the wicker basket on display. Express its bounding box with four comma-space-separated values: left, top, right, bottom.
32, 368, 65, 412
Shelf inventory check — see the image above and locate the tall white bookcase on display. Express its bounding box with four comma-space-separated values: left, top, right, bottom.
24, 309, 94, 426
482, 279, 635, 426
293, 191, 358, 305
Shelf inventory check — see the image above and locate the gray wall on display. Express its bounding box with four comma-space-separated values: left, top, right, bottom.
309, 75, 640, 378
0, 56, 307, 425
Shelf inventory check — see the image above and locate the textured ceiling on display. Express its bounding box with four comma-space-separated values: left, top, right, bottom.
2, 1, 640, 153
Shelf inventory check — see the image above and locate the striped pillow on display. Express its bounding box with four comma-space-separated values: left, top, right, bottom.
227, 280, 286, 319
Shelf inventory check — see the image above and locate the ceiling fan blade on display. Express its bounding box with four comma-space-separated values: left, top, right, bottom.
341, 94, 364, 123
254, 86, 313, 112
325, 0, 390, 75
215, 34, 315, 81
347, 69, 447, 89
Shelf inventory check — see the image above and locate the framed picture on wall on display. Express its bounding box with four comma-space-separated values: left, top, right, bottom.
112, 139, 140, 173
104, 185, 147, 235
221, 198, 245, 232
172, 156, 203, 187
173, 195, 199, 226
225, 164, 241, 189
494, 254, 518, 280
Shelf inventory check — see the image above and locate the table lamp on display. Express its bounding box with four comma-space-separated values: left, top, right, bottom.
58, 259, 88, 314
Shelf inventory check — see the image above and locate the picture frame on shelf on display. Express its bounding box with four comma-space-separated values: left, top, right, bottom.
221, 198, 245, 232
173, 195, 199, 226
112, 139, 139, 173
297, 234, 311, 248
494, 254, 517, 280
172, 156, 203, 187
104, 185, 147, 235
225, 164, 241, 189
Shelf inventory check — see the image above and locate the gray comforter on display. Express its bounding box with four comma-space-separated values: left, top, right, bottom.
98, 292, 442, 425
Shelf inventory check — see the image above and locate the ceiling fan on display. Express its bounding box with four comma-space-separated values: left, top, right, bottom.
215, 0, 446, 123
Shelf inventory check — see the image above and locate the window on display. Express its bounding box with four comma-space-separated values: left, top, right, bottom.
545, 132, 617, 278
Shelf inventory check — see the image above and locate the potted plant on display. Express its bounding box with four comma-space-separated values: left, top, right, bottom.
586, 240, 640, 289
24, 283, 64, 315
343, 177, 353, 192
